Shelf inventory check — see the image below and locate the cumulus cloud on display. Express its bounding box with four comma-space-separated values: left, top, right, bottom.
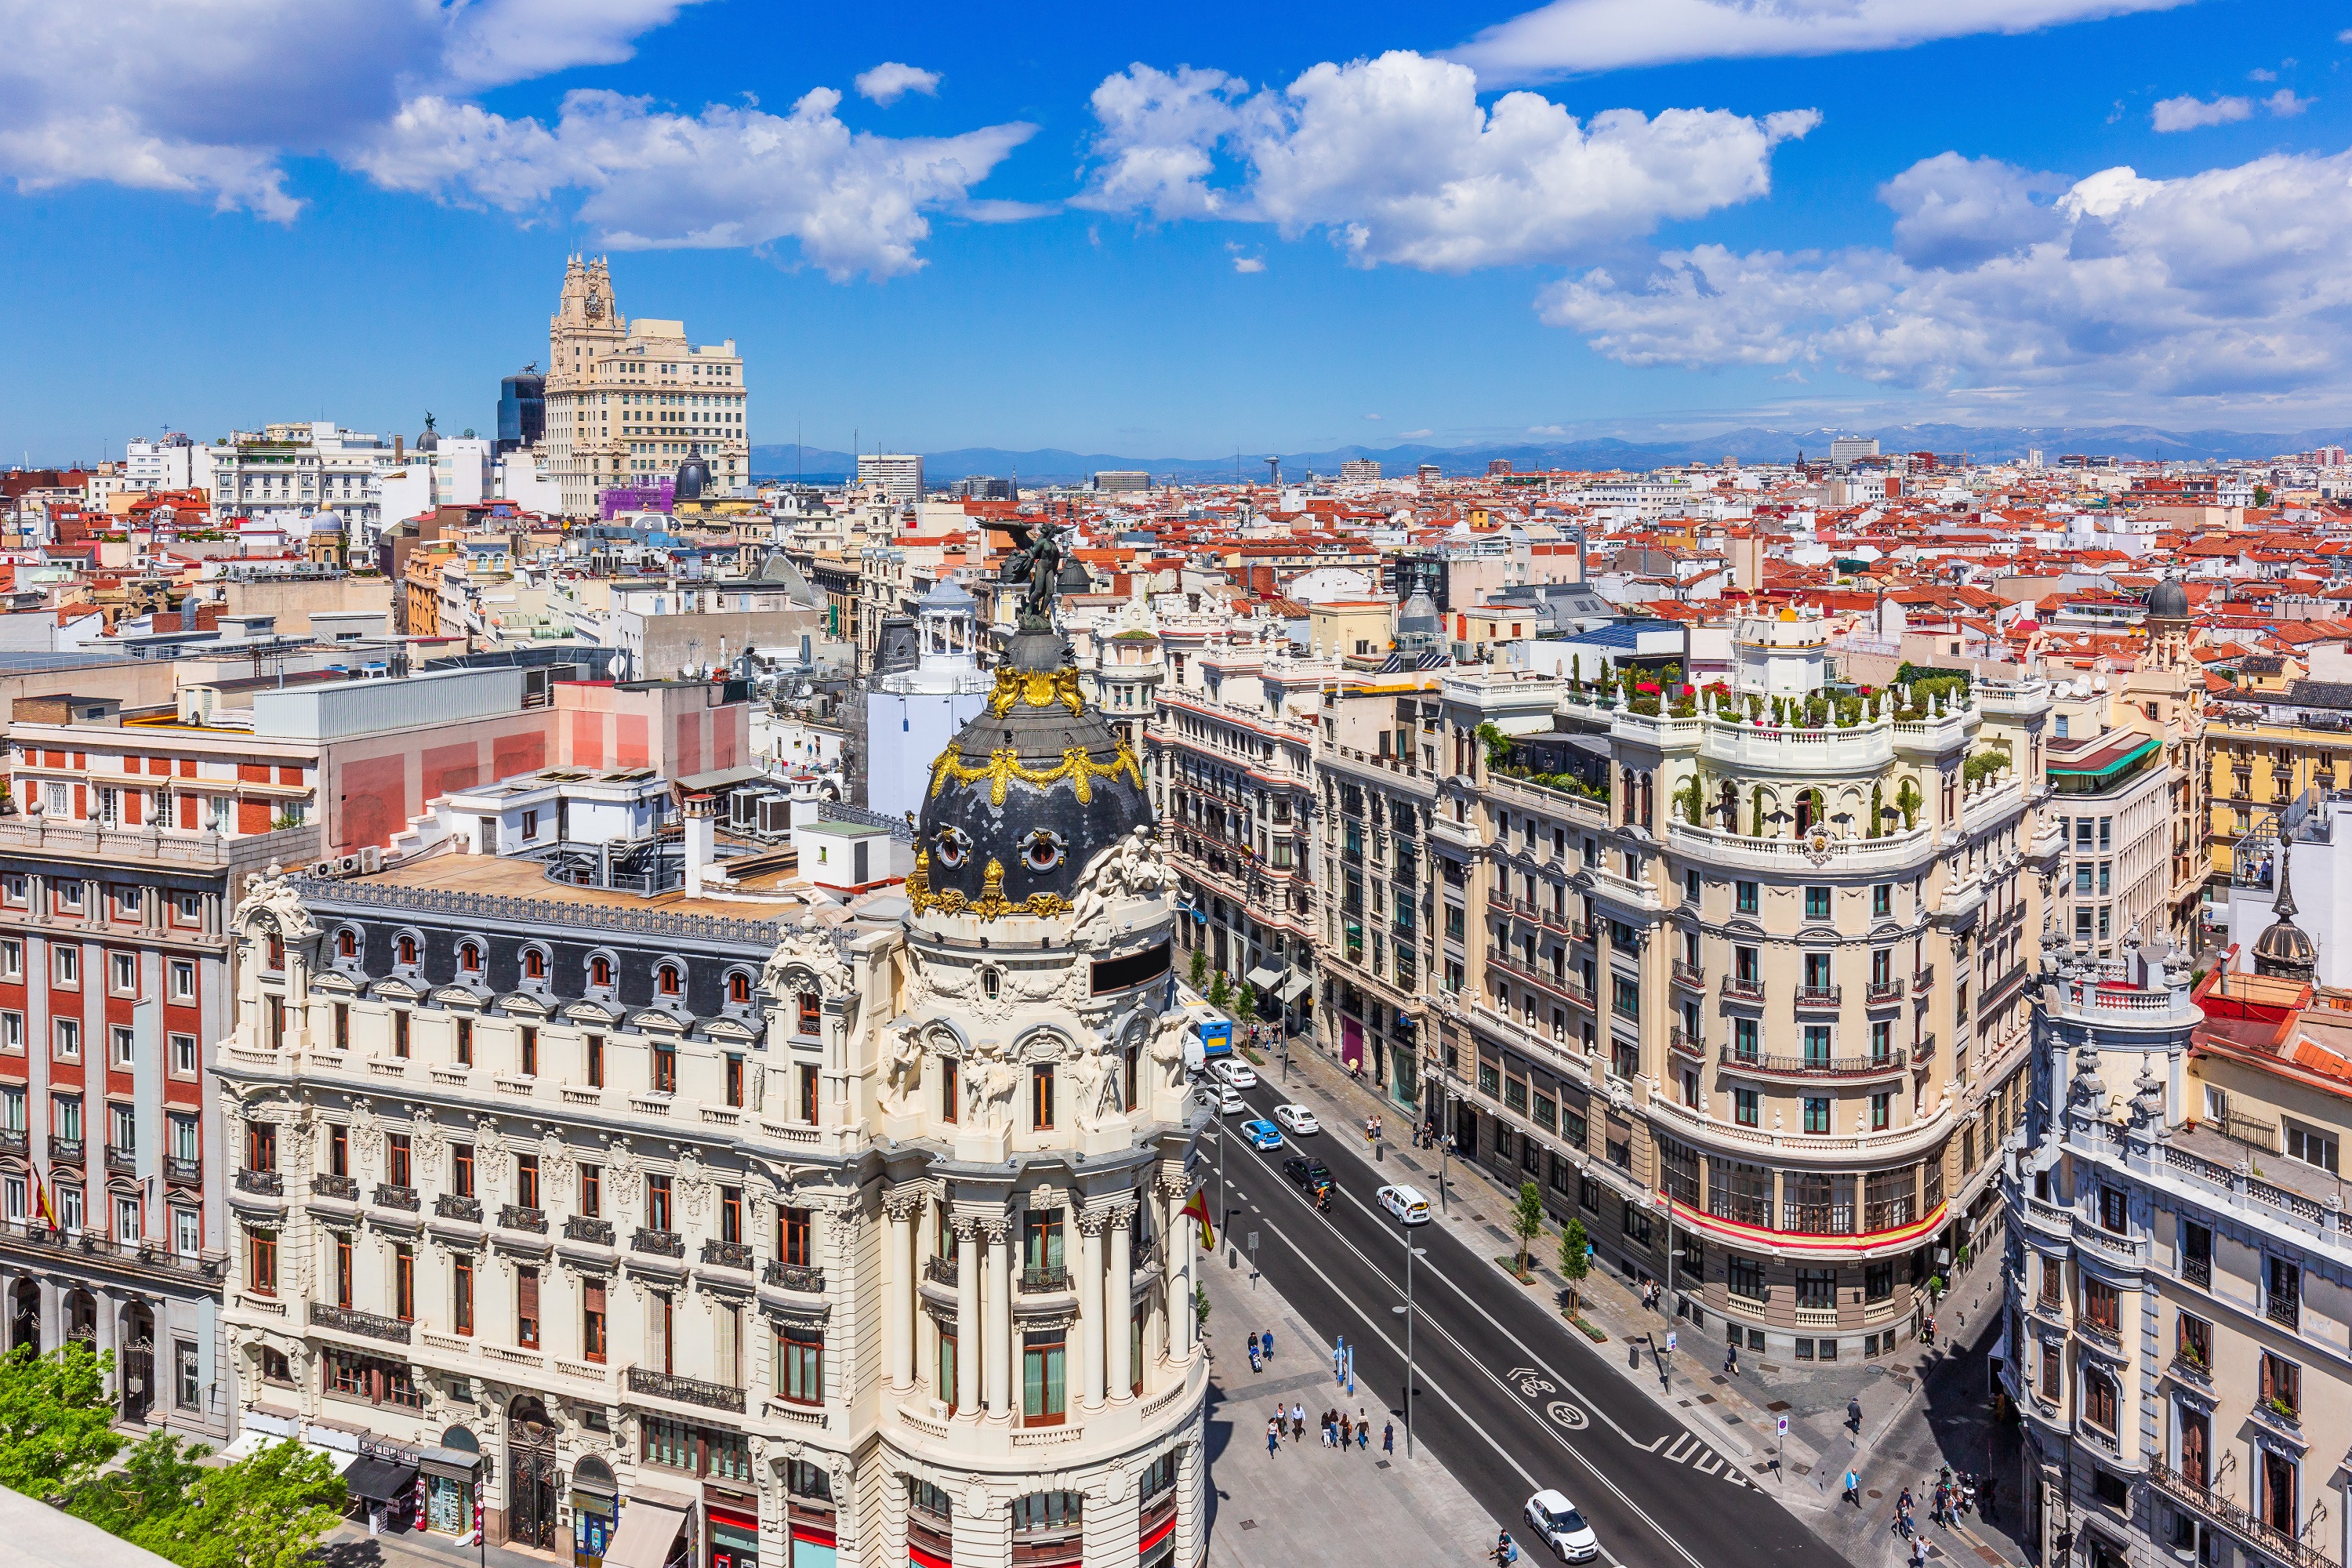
0, 0, 1027, 278
1540, 147, 2352, 402
1076, 50, 1815, 270
1452, 0, 2190, 82
2153, 88, 2309, 131
356, 88, 1030, 278
855, 62, 942, 107
1879, 151, 2065, 268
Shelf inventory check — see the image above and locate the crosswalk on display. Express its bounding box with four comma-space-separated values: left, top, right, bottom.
1643, 1428, 1755, 1486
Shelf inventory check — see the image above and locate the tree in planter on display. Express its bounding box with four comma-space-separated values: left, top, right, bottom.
1207, 971, 1230, 1011
1559, 1218, 1590, 1314
0, 1341, 122, 1497
1236, 982, 1259, 1027
1194, 1284, 1211, 1335
1189, 946, 1208, 989
1512, 1181, 1545, 1279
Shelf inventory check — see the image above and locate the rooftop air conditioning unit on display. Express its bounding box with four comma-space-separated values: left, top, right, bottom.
358, 845, 382, 873
336, 855, 363, 876
310, 859, 337, 877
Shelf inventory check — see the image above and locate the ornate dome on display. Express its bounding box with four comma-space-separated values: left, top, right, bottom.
2147, 575, 2190, 620
2254, 847, 2318, 982
910, 629, 1150, 924
675, 447, 710, 503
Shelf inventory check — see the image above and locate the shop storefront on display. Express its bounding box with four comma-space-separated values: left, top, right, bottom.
572, 1456, 620, 1568
342, 1454, 419, 1534
420, 1426, 485, 1541
705, 1482, 760, 1568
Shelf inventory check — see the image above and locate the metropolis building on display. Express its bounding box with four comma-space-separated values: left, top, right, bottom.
212, 624, 1210, 1567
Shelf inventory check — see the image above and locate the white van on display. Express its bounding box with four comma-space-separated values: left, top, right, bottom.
1377, 1184, 1432, 1225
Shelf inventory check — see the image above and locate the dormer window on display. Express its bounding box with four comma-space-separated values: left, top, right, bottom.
458, 942, 482, 974
524, 949, 546, 981
657, 964, 682, 997
336, 929, 358, 960
728, 972, 751, 1006
397, 935, 418, 967
797, 992, 821, 1035
590, 956, 613, 988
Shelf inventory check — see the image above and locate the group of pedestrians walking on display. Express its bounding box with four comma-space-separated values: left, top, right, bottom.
1264, 1400, 1392, 1457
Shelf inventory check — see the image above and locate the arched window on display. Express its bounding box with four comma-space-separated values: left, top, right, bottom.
265, 933, 285, 970
397, 935, 419, 967
336, 929, 358, 960
797, 991, 820, 1034
524, 949, 546, 981
657, 964, 682, 996
458, 942, 482, 974
590, 956, 613, 988
727, 971, 750, 1005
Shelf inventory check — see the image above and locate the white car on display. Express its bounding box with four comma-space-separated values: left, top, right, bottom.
1214, 1084, 1247, 1115
1523, 1490, 1599, 1563
1377, 1184, 1432, 1225
1210, 1059, 1258, 1090
1272, 1104, 1320, 1135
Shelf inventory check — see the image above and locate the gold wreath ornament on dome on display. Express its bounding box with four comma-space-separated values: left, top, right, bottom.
986, 665, 1087, 717
926, 739, 1145, 808
905, 851, 1071, 922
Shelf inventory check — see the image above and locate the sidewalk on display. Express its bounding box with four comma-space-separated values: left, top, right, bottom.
317, 1519, 555, 1568
1197, 1193, 1495, 1567
1254, 1032, 2035, 1568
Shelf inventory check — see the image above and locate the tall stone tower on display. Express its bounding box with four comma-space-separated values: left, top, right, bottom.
545, 256, 627, 514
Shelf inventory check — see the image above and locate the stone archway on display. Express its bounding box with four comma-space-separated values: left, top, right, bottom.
8, 1279, 37, 1352
62, 1288, 96, 1348
505, 1396, 558, 1551
119, 1302, 155, 1423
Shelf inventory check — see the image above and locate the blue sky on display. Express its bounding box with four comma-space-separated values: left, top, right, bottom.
3, 0, 2350, 463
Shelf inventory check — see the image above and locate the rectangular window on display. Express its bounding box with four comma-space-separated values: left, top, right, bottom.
798, 1063, 819, 1123
53, 947, 76, 985
110, 951, 136, 994
581, 1164, 602, 1218
586, 1033, 604, 1087
1735, 880, 1757, 914
248, 1229, 278, 1294
652, 1043, 677, 1094
2287, 1123, 2339, 1174
175, 1345, 200, 1411
169, 960, 193, 1000
1032, 1065, 1055, 1130
725, 1055, 744, 1109
583, 1279, 608, 1362
647, 1174, 673, 1232
2176, 1311, 2211, 1371
245, 1121, 277, 1172
1022, 1334, 1068, 1425
53, 1018, 78, 1059
941, 1057, 959, 1122
2262, 1351, 2300, 1419
1802, 1098, 1830, 1134
394, 1244, 414, 1321
516, 1265, 539, 1348
387, 1133, 411, 1187
452, 1144, 474, 1199
452, 1256, 474, 1335
2082, 1276, 2119, 1334
111, 1025, 134, 1067
1804, 886, 1830, 920
393, 1011, 409, 1058
1872, 884, 1892, 917
780, 1328, 823, 1404
1734, 1088, 1759, 1127
0, 1014, 16, 1054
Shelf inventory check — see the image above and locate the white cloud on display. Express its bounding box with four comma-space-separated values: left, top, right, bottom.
2249, 68, 2277, 82
1076, 51, 1816, 270
1400, 427, 1433, 437
2153, 94, 2255, 130
1452, 0, 2190, 82
0, 1, 1026, 278
1363, 412, 1383, 420
1879, 151, 2065, 268
2153, 88, 2310, 130
855, 63, 942, 107
1540, 147, 2352, 404
358, 89, 1031, 278
1232, 254, 1266, 272
1530, 423, 1570, 435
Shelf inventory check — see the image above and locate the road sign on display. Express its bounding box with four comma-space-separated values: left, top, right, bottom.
1665, 1331, 1677, 1353
1776, 1416, 1789, 1436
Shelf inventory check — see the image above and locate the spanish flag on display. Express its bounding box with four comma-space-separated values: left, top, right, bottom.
1180, 1190, 1214, 1250
33, 1174, 56, 1230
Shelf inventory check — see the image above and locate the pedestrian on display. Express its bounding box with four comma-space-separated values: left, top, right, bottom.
1267, 1417, 1280, 1457
1357, 1415, 1370, 1453
1340, 1412, 1352, 1448
1262, 1328, 1274, 1360
1383, 1420, 1395, 1454
1843, 1468, 1860, 1508
1847, 1397, 1863, 1435
1291, 1402, 1305, 1442
1723, 1338, 1740, 1376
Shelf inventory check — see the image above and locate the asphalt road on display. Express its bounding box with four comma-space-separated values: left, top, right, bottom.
1201, 1070, 1849, 1568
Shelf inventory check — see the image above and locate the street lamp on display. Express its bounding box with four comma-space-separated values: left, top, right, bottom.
1392, 1237, 1428, 1456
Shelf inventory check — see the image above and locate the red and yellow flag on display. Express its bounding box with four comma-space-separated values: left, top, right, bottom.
33, 1174, 56, 1229
1180, 1190, 1214, 1250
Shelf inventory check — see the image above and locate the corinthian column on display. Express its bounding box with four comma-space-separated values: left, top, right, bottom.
983, 1217, 1011, 1419
884, 1196, 916, 1391
953, 1215, 980, 1414
1077, 1208, 1106, 1410
1107, 1200, 1136, 1401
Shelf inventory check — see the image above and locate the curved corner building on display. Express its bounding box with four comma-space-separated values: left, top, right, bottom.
212, 640, 1210, 1568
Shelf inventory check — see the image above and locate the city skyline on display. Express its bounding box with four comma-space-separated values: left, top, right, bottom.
2, 0, 2348, 462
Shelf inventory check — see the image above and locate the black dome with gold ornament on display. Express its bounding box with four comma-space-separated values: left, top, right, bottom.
908, 626, 1149, 923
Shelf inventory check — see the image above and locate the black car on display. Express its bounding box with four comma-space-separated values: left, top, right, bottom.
1283, 1156, 1334, 1196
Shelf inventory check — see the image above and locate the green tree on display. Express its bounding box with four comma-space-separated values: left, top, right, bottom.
0, 1341, 122, 1497
1235, 981, 1258, 1024
136, 1436, 347, 1568
2254, 485, 2272, 507
1559, 1218, 1591, 1313
1189, 945, 1208, 988
1207, 971, 1230, 1011
68, 1428, 209, 1541
1512, 1180, 1545, 1278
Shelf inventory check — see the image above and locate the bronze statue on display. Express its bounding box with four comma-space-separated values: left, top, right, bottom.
1001, 520, 1069, 630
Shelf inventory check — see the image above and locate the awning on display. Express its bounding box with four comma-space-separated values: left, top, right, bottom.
1245, 964, 1284, 991
676, 765, 768, 793
603, 1497, 692, 1568
214, 1431, 339, 1468
411, 1443, 483, 1484
1279, 972, 1313, 1004
342, 1456, 418, 1504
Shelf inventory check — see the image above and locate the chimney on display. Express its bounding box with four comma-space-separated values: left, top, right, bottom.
683, 792, 717, 897
394, 435, 405, 462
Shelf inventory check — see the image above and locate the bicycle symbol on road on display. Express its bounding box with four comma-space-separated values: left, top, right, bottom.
1506, 1367, 1589, 1429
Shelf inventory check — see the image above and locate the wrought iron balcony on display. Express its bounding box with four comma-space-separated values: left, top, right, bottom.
1866, 978, 1906, 1004
103, 1145, 136, 1176
2151, 1460, 2329, 1568
309, 1301, 412, 1345
924, 1254, 959, 1287
625, 1364, 744, 1414
163, 1154, 201, 1185
764, 1260, 826, 1293
1718, 1044, 1910, 1078
701, 1240, 754, 1271
564, 1214, 615, 1246
1720, 975, 1765, 1004
1671, 961, 1705, 990
434, 1193, 482, 1223
312, 1172, 360, 1201
234, 1168, 284, 1196
0, 1129, 22, 1156
499, 1204, 548, 1233
49, 1136, 84, 1165
372, 1183, 420, 1211
1794, 984, 1843, 1010
632, 1227, 685, 1258
1019, 1264, 1073, 1294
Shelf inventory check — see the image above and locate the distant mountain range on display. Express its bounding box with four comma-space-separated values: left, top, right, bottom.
750, 423, 2352, 488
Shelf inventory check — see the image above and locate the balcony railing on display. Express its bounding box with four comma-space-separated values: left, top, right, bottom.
924, 1254, 959, 1288
104, 1145, 136, 1176
2183, 1252, 2212, 1287
701, 1240, 755, 1271
2267, 1290, 2300, 1330
564, 1215, 615, 1246
164, 1154, 201, 1185
1019, 1265, 1073, 1294
234, 1168, 283, 1196
1671, 961, 1705, 990
0, 1129, 22, 1156
372, 1183, 419, 1211
434, 1194, 482, 1223
313, 1172, 360, 1201
49, 1136, 85, 1166
308, 1301, 412, 1345
2150, 1460, 2331, 1568
1914, 964, 1936, 989
764, 1260, 826, 1293
0, 1219, 224, 1280
625, 1364, 745, 1414
1719, 1044, 1910, 1078
1780, 1203, 1857, 1236
1794, 985, 1843, 1010
1721, 975, 1765, 1004
1867, 978, 1905, 1004
499, 1204, 548, 1233
632, 1227, 685, 1258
